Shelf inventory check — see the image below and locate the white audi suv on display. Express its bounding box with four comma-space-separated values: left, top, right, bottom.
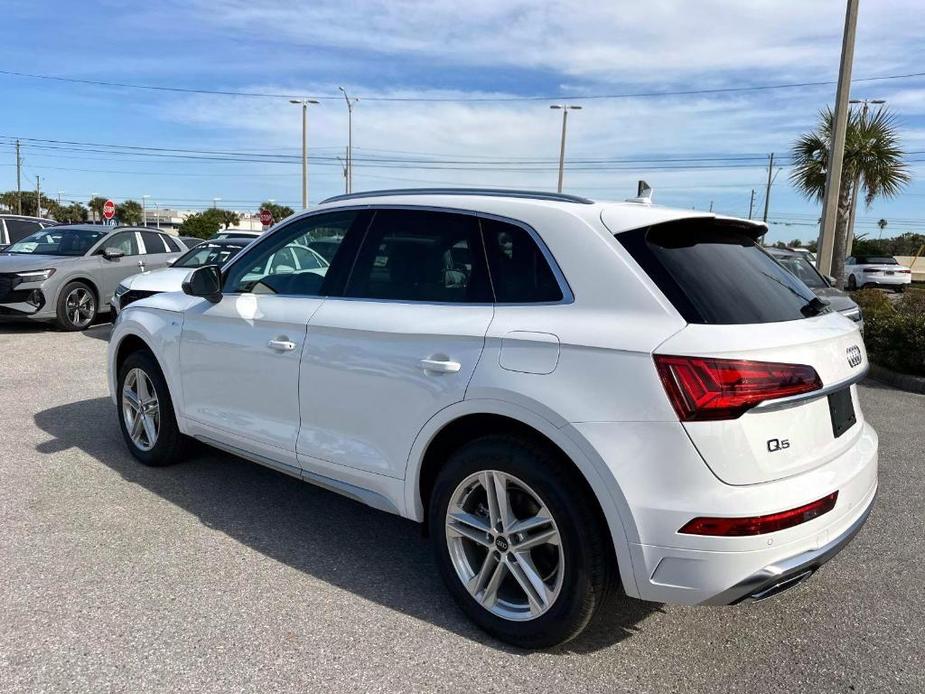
108, 189, 877, 648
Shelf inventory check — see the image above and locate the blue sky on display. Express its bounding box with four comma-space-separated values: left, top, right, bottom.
2, 0, 925, 242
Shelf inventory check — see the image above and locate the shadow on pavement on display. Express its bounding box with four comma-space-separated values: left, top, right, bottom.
34, 396, 659, 654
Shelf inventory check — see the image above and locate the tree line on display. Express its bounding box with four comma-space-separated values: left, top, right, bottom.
0, 193, 295, 240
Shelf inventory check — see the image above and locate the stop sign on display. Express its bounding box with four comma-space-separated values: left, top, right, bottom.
258, 209, 273, 226
102, 199, 116, 220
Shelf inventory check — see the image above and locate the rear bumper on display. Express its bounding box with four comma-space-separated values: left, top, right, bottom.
860, 276, 911, 287
702, 484, 875, 604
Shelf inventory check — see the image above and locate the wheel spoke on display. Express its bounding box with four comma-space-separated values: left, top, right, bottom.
141, 414, 158, 446
129, 411, 144, 442
491, 472, 515, 532
447, 514, 492, 547
481, 471, 502, 530
467, 550, 500, 597
512, 527, 559, 551
508, 553, 549, 615
122, 389, 141, 412
480, 557, 508, 609
136, 374, 151, 404
508, 511, 554, 536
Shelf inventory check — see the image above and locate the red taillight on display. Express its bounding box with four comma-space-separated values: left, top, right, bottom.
654, 354, 822, 421
898, 269, 911, 274
679, 492, 838, 536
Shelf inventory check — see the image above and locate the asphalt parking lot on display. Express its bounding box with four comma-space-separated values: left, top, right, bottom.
1, 321, 922, 694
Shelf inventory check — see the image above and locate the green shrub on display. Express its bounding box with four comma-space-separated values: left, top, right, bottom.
853, 290, 925, 376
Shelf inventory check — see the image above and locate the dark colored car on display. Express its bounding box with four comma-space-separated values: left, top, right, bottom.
768, 247, 863, 329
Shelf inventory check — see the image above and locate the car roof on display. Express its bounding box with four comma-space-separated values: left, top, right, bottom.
313, 188, 768, 236
0, 214, 51, 222
767, 247, 802, 257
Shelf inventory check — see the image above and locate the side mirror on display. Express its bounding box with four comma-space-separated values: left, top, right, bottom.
182, 265, 223, 303
103, 247, 125, 260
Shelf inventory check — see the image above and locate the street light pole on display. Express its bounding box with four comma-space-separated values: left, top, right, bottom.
550, 105, 582, 193
142, 194, 150, 227
290, 98, 320, 208
845, 98, 885, 254
338, 87, 358, 194
816, 0, 860, 278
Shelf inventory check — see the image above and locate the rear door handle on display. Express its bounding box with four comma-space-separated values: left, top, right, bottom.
420, 358, 461, 373
267, 338, 297, 352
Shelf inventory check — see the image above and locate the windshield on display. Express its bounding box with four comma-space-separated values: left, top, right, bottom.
774, 255, 826, 288
4, 228, 106, 256
174, 242, 247, 268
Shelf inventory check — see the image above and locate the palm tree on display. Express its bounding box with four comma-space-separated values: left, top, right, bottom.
790, 106, 910, 287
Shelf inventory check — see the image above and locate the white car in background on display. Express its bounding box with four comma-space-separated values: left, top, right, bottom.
108, 188, 877, 648
113, 238, 253, 313
845, 255, 912, 292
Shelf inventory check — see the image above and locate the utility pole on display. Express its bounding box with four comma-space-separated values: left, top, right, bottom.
709, 200, 714, 212
289, 98, 320, 208
845, 98, 885, 255
142, 195, 150, 227
748, 189, 756, 219
15, 139, 22, 215
762, 153, 774, 222
816, 0, 860, 277
35, 176, 41, 219
338, 87, 358, 194
550, 104, 582, 193
337, 149, 348, 193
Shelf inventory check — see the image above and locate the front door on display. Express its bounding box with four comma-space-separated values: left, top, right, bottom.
95, 230, 145, 306
298, 208, 494, 479
178, 210, 363, 469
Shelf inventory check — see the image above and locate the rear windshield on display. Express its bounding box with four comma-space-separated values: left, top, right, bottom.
617, 220, 822, 324
856, 256, 897, 265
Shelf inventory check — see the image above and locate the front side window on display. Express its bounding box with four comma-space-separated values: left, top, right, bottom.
5, 227, 106, 256
224, 211, 357, 296
345, 210, 491, 303
101, 232, 140, 256
480, 218, 563, 303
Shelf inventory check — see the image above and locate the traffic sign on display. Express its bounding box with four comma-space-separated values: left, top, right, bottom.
102, 199, 116, 220
259, 209, 273, 226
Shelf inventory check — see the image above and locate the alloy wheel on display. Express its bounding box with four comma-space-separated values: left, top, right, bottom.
445, 470, 564, 621
65, 287, 95, 328
122, 368, 160, 452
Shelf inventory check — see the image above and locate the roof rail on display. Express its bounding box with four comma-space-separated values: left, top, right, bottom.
320, 188, 595, 205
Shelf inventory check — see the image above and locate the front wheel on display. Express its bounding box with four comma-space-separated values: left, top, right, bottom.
430, 435, 611, 648
56, 281, 97, 331
847, 274, 857, 291
117, 350, 189, 466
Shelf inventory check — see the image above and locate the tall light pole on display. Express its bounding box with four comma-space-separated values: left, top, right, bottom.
845, 98, 886, 254
550, 105, 582, 193
338, 87, 358, 194
290, 98, 320, 208
816, 0, 860, 278
154, 200, 160, 229
142, 194, 150, 227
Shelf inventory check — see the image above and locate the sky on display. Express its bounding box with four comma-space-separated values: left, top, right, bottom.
1, 0, 925, 243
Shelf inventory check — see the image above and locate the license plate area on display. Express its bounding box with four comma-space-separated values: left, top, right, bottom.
828, 387, 856, 438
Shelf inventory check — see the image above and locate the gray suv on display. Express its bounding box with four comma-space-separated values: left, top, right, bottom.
0, 225, 186, 330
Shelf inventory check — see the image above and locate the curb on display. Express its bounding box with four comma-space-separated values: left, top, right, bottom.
867, 363, 925, 395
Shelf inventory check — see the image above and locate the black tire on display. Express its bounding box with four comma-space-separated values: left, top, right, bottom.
117, 350, 189, 466
847, 274, 857, 291
429, 434, 612, 648
55, 280, 97, 331
896, 285, 905, 293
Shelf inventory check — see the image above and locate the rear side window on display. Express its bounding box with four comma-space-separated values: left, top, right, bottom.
346, 210, 491, 303
617, 220, 820, 324
480, 218, 563, 303
140, 231, 168, 253
163, 235, 181, 252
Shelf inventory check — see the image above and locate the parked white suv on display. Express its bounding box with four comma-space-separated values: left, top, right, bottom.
108, 189, 877, 648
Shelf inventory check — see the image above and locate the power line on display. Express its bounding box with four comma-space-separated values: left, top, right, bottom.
1, 68, 924, 102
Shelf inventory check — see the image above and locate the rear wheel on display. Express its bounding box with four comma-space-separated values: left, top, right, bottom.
846, 274, 857, 290
430, 434, 611, 648
55, 281, 96, 331
117, 350, 189, 466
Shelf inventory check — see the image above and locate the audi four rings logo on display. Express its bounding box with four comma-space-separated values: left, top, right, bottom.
847, 345, 862, 368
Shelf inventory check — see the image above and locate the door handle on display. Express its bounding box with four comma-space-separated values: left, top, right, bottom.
420, 358, 461, 373
267, 338, 297, 352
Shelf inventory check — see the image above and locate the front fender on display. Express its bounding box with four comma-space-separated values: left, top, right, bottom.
108, 309, 185, 417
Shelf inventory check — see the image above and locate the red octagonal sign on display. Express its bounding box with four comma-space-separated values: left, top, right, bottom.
102, 199, 116, 220
259, 209, 273, 226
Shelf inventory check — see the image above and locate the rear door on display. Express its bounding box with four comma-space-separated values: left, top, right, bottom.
615, 219, 867, 485
297, 208, 494, 479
